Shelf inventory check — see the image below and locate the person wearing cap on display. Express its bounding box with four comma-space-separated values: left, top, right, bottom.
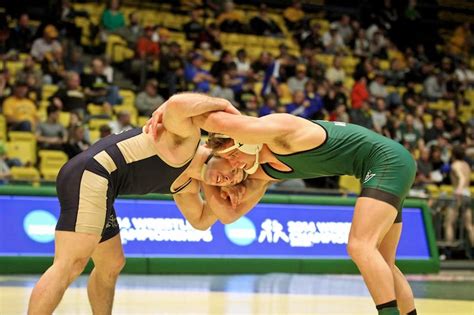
30, 24, 62, 62
2, 80, 38, 131
287, 64, 309, 93
147, 99, 420, 315
184, 53, 214, 92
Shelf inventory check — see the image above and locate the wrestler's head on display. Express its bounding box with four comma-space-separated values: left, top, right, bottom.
201, 155, 245, 186
206, 133, 261, 175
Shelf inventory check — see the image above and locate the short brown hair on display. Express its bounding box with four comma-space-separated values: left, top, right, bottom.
206, 133, 233, 152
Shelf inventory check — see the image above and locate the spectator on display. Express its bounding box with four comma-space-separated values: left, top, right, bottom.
30, 24, 61, 62
378, 0, 399, 34
424, 116, 445, 144
136, 26, 160, 60
372, 97, 388, 134
195, 22, 222, 52
415, 147, 434, 187
250, 4, 282, 37
234, 48, 250, 76
99, 124, 112, 139
36, 105, 67, 150
304, 80, 324, 119
298, 23, 324, 51
158, 42, 186, 97
42, 46, 66, 84
448, 22, 472, 60
325, 56, 346, 84
113, 11, 143, 46
242, 94, 259, 117
2, 81, 37, 131
423, 72, 447, 101
251, 51, 273, 80
184, 53, 214, 92
216, 1, 244, 33
369, 72, 388, 99
8, 13, 34, 53
16, 55, 43, 97
132, 26, 160, 86
384, 59, 406, 86
235, 80, 257, 109
259, 93, 279, 117
285, 90, 319, 119
455, 60, 474, 89
331, 15, 353, 45
101, 0, 125, 32
397, 113, 423, 150
283, 0, 305, 31
183, 9, 204, 42
81, 58, 121, 109
109, 110, 134, 134
135, 79, 164, 116
210, 50, 234, 79
210, 73, 236, 104
322, 25, 346, 54
350, 100, 374, 129
369, 30, 387, 58
323, 83, 347, 113
50, 71, 88, 115
288, 64, 309, 93
351, 74, 369, 109
64, 48, 85, 74
402, 81, 420, 112
329, 103, 350, 123
64, 125, 90, 159
353, 29, 370, 58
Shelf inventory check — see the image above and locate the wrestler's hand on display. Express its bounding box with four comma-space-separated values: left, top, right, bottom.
145, 104, 166, 140
220, 184, 246, 209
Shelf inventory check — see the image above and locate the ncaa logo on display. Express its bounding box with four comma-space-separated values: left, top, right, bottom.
224, 216, 256, 246
23, 210, 57, 243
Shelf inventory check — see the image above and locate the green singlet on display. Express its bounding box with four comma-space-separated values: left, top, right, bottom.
261, 120, 416, 222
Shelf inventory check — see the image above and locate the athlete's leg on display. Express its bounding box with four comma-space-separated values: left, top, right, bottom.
443, 202, 458, 243
88, 233, 125, 315
462, 206, 474, 246
28, 231, 100, 314
379, 223, 416, 314
347, 197, 398, 309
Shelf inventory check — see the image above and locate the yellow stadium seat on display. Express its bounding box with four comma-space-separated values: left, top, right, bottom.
343, 77, 355, 90
10, 166, 40, 182
379, 59, 390, 71
41, 168, 61, 181
314, 54, 334, 67
6, 141, 36, 164
88, 118, 112, 130
6, 61, 23, 79
0, 115, 6, 141
89, 129, 101, 144
422, 113, 433, 125
59, 112, 71, 128
87, 104, 107, 116
8, 131, 36, 142
42, 84, 59, 100
414, 84, 423, 94
119, 90, 136, 106
339, 175, 361, 194
440, 185, 453, 195
38, 150, 68, 176
425, 184, 440, 197
278, 83, 293, 104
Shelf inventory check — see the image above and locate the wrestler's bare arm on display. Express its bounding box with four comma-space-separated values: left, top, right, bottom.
200, 179, 270, 224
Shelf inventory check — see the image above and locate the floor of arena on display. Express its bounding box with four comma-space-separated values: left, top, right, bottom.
1, 272, 473, 314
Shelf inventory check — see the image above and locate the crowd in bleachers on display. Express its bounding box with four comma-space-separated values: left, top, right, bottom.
0, 0, 473, 254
